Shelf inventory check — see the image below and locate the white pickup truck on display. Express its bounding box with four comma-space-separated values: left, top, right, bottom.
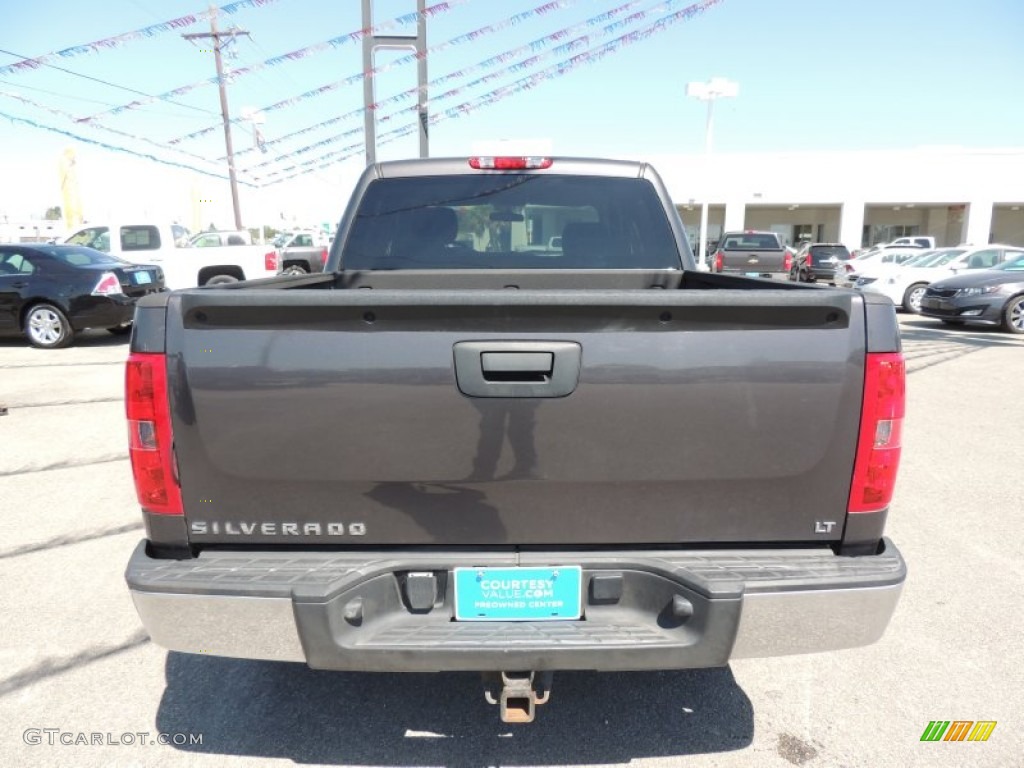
62, 222, 277, 290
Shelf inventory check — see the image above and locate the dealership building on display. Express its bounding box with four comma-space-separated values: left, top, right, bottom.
2, 145, 1022, 250
646, 146, 1024, 251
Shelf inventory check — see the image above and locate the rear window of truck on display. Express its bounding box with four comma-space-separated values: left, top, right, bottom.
722, 234, 782, 249
341, 175, 681, 270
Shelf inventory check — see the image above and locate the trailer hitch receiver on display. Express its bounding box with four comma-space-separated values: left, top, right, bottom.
483, 671, 554, 723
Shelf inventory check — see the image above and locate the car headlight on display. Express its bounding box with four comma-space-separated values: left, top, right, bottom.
957, 285, 1001, 296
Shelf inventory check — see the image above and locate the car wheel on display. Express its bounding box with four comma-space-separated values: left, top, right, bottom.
204, 274, 239, 286
281, 265, 308, 276
902, 283, 928, 314
1002, 295, 1024, 334
24, 303, 74, 349
107, 323, 133, 336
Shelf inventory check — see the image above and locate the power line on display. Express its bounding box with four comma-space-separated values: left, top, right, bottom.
0, 46, 220, 120
0, 108, 255, 186
0, 77, 229, 120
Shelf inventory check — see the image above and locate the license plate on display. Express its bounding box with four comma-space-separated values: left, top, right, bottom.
453, 566, 582, 621
745, 271, 761, 277
132, 271, 153, 285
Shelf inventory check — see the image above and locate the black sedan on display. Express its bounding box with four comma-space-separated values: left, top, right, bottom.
0, 244, 165, 348
919, 251, 1024, 334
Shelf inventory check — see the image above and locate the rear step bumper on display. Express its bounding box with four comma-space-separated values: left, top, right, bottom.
125, 539, 905, 671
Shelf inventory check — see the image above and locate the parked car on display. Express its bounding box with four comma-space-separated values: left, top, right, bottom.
275, 231, 330, 275
835, 247, 926, 288
855, 245, 1022, 313
919, 250, 1024, 332
712, 230, 789, 277
63, 221, 278, 289
789, 243, 851, 284
889, 236, 936, 249
852, 241, 928, 260
187, 230, 252, 247
0, 244, 165, 348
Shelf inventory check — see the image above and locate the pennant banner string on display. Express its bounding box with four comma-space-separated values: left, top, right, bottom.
82, 0, 470, 122
0, 0, 288, 78
257, 0, 724, 185
242, 0, 707, 171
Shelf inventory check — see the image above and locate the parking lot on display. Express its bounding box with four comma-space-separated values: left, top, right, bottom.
1, 316, 1022, 768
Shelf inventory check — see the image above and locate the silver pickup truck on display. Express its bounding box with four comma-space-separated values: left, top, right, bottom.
124, 156, 906, 723
275, 231, 330, 275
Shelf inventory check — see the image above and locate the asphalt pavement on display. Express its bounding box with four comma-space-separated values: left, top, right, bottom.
1, 317, 1022, 768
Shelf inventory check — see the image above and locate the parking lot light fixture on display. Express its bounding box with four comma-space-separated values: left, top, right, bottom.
687, 77, 739, 270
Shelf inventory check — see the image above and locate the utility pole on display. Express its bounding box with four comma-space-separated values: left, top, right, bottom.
184, 9, 248, 230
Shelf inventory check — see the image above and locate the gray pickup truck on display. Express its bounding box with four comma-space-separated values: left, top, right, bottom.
713, 230, 791, 277
124, 156, 906, 723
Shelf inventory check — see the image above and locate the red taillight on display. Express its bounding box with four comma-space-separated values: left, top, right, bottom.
714, 250, 724, 271
265, 250, 278, 271
806, 252, 813, 267
125, 352, 182, 515
469, 156, 553, 170
783, 250, 793, 272
92, 272, 124, 296
848, 353, 905, 514
320, 247, 328, 267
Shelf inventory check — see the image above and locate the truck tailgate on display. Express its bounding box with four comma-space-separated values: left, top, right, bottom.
166, 288, 866, 546
722, 248, 786, 273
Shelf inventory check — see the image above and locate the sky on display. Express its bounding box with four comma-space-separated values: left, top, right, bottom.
0, 0, 1022, 230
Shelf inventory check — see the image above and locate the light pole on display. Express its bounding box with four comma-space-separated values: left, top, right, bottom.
686, 77, 738, 270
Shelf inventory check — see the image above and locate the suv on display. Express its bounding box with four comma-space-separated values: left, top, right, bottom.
790, 243, 851, 285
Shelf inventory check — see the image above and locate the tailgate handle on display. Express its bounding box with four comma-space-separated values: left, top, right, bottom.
481, 352, 553, 381
454, 342, 581, 398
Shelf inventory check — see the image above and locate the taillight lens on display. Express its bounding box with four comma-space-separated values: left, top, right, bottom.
783, 250, 793, 272
848, 353, 905, 514
92, 272, 124, 296
320, 247, 328, 268
469, 156, 553, 170
714, 250, 724, 271
265, 250, 278, 271
806, 251, 814, 267
125, 353, 182, 515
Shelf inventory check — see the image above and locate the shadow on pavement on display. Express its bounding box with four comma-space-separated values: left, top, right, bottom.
0, 330, 130, 348
156, 654, 753, 766
0, 630, 149, 697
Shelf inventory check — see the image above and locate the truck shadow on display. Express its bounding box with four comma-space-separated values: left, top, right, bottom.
156, 654, 753, 765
